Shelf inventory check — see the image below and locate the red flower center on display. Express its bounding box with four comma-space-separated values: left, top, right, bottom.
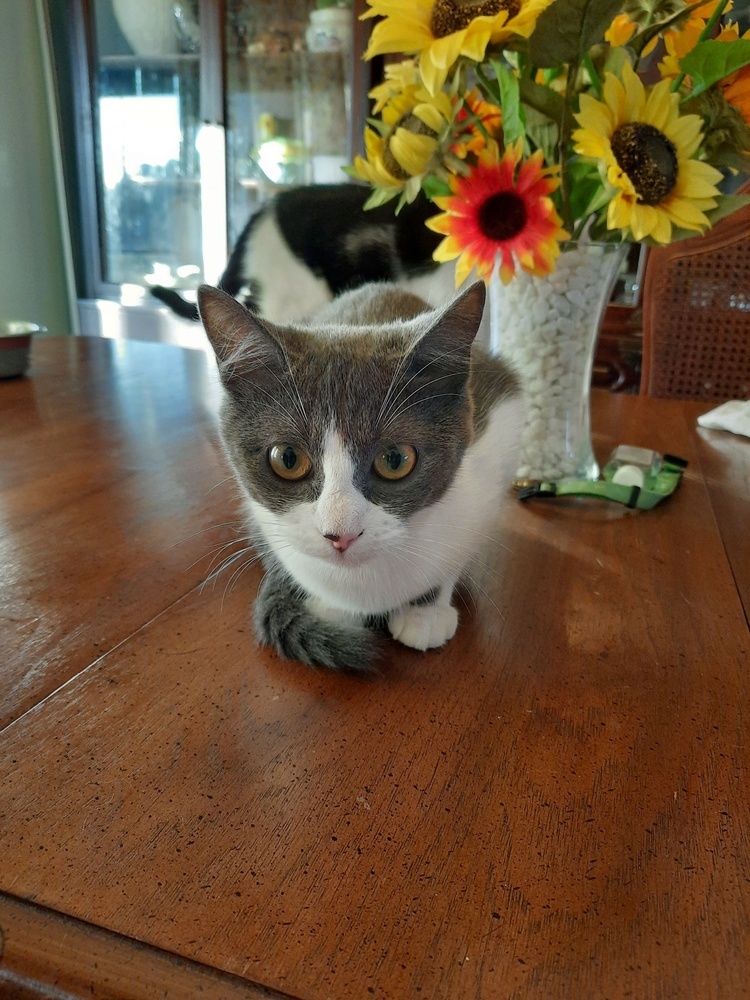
477, 191, 528, 242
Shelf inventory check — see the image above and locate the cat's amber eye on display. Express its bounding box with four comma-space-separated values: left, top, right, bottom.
268, 444, 312, 481
373, 443, 418, 481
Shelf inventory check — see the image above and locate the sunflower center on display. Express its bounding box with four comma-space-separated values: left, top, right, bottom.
477, 190, 527, 242
610, 122, 679, 206
430, 0, 520, 39
382, 112, 438, 181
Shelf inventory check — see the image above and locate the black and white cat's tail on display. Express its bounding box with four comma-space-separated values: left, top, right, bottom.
254, 564, 380, 672
149, 285, 201, 321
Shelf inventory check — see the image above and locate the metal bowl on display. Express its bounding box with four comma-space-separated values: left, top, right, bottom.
0, 321, 46, 379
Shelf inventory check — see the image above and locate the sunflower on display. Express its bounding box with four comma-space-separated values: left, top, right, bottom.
362, 0, 554, 96
368, 59, 421, 114
573, 62, 724, 243
351, 86, 453, 205
425, 140, 568, 285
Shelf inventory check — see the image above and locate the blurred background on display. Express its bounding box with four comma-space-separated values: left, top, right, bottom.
1, 0, 374, 345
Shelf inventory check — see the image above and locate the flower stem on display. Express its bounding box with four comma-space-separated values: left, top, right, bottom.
582, 54, 601, 100
558, 61, 578, 232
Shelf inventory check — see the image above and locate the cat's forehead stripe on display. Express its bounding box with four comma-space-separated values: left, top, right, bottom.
321, 426, 355, 488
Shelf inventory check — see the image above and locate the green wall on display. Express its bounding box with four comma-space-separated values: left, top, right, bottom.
0, 0, 75, 333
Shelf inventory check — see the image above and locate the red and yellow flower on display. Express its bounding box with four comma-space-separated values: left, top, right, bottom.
425, 140, 568, 285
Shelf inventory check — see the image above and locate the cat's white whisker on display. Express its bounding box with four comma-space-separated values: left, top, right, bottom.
377, 339, 473, 428
394, 540, 504, 621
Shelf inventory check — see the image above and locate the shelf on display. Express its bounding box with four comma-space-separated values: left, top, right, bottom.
99, 54, 200, 69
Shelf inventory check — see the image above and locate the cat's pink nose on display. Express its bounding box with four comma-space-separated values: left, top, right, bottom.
324, 531, 363, 552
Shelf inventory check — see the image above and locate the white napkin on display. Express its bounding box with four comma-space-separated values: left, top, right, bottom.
697, 400, 750, 439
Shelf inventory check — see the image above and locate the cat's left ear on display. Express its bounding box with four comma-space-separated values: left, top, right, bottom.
197, 285, 285, 381
417, 280, 486, 364
199, 285, 257, 360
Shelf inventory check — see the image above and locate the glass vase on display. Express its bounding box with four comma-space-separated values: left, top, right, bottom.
489, 241, 627, 485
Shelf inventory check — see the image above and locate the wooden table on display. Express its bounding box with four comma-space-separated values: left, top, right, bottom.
1, 337, 748, 999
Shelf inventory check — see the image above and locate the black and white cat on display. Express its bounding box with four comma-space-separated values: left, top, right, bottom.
152, 183, 458, 326
198, 278, 522, 670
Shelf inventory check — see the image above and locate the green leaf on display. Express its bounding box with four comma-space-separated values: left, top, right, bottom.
679, 39, 750, 98
566, 157, 610, 223
523, 104, 558, 161
490, 60, 526, 144
518, 77, 565, 123
704, 193, 750, 226
528, 0, 623, 68
363, 187, 400, 210
421, 174, 452, 200
366, 116, 390, 138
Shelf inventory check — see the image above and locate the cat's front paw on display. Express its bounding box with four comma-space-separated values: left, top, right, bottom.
388, 604, 458, 651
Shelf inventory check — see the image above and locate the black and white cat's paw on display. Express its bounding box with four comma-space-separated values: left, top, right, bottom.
388, 603, 459, 651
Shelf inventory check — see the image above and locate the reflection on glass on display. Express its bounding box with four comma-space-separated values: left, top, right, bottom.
225, 0, 352, 244
92, 0, 202, 288
87, 1, 354, 290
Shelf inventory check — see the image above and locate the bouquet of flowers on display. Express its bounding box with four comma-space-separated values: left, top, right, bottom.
351, 0, 750, 286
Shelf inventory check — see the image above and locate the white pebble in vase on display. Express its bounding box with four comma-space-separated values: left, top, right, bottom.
488, 242, 627, 486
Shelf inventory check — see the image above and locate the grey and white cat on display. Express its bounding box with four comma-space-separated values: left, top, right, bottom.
199, 279, 522, 670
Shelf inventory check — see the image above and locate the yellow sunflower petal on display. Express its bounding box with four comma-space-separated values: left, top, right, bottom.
389, 129, 436, 175
675, 158, 724, 195
663, 113, 704, 159
648, 210, 673, 244
457, 21, 494, 63
662, 197, 712, 230
419, 49, 444, 97
365, 18, 433, 59
608, 193, 634, 232
575, 93, 615, 137
643, 79, 675, 133
572, 128, 611, 159
628, 203, 659, 241
601, 74, 626, 127
413, 102, 445, 132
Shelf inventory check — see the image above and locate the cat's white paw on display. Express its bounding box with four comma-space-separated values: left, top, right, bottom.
388, 603, 458, 651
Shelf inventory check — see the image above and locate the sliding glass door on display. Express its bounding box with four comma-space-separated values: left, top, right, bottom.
89, 0, 204, 289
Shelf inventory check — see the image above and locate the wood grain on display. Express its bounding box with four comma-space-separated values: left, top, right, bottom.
0, 894, 289, 999
1, 339, 748, 999
690, 412, 750, 621
0, 337, 239, 730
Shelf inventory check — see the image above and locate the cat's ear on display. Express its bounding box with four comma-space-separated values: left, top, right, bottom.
417, 280, 486, 363
197, 285, 284, 378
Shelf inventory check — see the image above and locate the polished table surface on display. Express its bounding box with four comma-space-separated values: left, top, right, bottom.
1, 336, 748, 999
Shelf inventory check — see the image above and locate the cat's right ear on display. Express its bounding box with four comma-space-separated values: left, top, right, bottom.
197, 285, 284, 381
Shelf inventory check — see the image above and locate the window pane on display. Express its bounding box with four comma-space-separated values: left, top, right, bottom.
92, 0, 203, 287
